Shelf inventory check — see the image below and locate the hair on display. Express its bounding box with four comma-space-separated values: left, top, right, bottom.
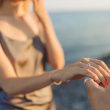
0, 0, 30, 12
0, 0, 43, 33
0, 0, 40, 23
23, 0, 30, 12
0, 0, 3, 7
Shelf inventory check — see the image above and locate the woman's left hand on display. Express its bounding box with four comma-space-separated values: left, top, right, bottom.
73, 58, 110, 86
52, 58, 110, 87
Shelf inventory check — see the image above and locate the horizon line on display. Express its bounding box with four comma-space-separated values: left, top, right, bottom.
47, 9, 110, 13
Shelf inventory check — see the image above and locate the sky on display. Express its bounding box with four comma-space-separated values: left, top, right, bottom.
46, 0, 110, 12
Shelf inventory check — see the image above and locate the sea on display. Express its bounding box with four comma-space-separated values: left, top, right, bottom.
49, 11, 110, 110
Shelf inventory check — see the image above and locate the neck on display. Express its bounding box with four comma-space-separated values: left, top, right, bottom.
0, 1, 26, 18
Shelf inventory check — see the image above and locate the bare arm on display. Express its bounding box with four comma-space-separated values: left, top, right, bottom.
33, 0, 65, 69
0, 43, 110, 97
85, 78, 110, 110
0, 44, 54, 96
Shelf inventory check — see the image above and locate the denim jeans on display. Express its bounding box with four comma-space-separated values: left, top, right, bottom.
0, 91, 55, 110
0, 91, 22, 110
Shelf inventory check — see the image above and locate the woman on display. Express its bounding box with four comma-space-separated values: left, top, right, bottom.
0, 0, 64, 109
0, 0, 109, 110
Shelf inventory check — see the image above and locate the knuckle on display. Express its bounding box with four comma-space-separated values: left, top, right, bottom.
84, 58, 89, 61
104, 72, 110, 78
90, 66, 97, 71
98, 65, 103, 70
105, 75, 109, 79
95, 64, 100, 69
80, 58, 88, 61
93, 76, 98, 80
85, 68, 90, 72
100, 76, 105, 81
99, 74, 105, 79
85, 69, 92, 76
98, 60, 105, 65
89, 73, 97, 81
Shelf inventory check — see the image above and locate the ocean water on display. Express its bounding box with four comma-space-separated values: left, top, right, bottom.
50, 11, 110, 64
49, 11, 110, 110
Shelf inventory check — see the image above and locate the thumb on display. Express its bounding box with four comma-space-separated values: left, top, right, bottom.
84, 77, 100, 91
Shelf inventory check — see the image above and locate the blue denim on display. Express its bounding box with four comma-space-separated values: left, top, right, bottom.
0, 91, 22, 110
0, 103, 18, 110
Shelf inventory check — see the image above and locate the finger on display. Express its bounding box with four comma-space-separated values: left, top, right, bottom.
80, 58, 89, 62
78, 68, 101, 83
89, 62, 109, 87
89, 58, 110, 75
80, 58, 110, 76
88, 65, 106, 86
79, 62, 102, 83
79, 60, 109, 86
85, 78, 103, 91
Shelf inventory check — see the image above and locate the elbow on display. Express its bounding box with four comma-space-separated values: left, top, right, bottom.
54, 60, 65, 69
55, 53, 65, 69
1, 82, 18, 96
2, 86, 16, 96
54, 64, 65, 69
50, 57, 65, 69
48, 51, 65, 69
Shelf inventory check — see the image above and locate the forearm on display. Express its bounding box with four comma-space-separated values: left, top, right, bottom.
43, 20, 65, 69
1, 72, 53, 96
1, 65, 77, 96
34, 4, 65, 68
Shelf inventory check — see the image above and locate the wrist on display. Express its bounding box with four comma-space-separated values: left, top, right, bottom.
50, 70, 63, 85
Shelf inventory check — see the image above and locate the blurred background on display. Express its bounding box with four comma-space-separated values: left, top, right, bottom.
45, 0, 110, 110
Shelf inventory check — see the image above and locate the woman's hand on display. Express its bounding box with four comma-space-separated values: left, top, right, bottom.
32, 0, 65, 69
52, 58, 110, 86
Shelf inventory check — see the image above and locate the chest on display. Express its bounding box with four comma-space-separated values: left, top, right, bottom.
0, 16, 39, 42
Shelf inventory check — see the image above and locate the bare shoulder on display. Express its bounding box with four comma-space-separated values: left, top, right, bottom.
0, 19, 9, 32
0, 17, 15, 35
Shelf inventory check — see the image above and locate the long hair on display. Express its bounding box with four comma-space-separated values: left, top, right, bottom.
0, 0, 30, 11
23, 0, 30, 13
0, 0, 44, 36
0, 0, 3, 7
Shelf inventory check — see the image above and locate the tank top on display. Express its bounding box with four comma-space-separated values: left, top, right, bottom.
0, 32, 53, 109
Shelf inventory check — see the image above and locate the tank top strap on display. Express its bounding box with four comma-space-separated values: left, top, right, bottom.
0, 32, 15, 69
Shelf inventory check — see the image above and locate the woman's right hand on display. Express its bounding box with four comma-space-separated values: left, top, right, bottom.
52, 58, 110, 86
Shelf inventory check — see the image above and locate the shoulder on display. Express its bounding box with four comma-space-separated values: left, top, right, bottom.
0, 20, 6, 30
0, 18, 11, 34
